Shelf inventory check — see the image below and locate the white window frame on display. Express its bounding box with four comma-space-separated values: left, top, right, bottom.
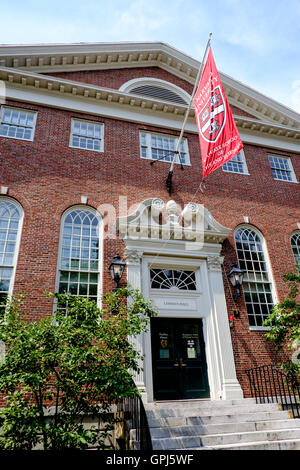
119, 78, 191, 104
54, 205, 103, 311
222, 149, 249, 175
149, 267, 198, 292
0, 106, 37, 142
268, 154, 298, 183
139, 131, 191, 166
290, 231, 300, 274
234, 225, 277, 330
0, 197, 24, 318
69, 118, 104, 152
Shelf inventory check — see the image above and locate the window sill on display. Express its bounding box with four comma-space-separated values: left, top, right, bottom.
249, 326, 269, 331
0, 134, 34, 142
141, 156, 191, 166
69, 144, 104, 153
272, 178, 298, 184
222, 170, 250, 175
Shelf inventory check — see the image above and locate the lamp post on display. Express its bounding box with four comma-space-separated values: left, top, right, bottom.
227, 262, 244, 302
109, 253, 126, 291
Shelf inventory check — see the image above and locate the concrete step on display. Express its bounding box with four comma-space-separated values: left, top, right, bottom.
147, 409, 292, 428
150, 418, 300, 439
143, 398, 300, 451
146, 402, 283, 419
144, 398, 257, 410
151, 427, 300, 450
195, 439, 300, 451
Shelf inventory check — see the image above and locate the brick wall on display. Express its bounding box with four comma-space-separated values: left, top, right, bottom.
0, 65, 299, 397
50, 67, 257, 119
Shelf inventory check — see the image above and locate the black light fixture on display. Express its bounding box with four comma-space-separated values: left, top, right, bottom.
228, 262, 245, 302
109, 253, 126, 290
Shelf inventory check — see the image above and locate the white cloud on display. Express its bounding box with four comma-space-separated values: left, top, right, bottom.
291, 80, 300, 113
105, 0, 179, 40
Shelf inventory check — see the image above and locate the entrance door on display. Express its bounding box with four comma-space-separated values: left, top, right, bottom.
151, 318, 210, 400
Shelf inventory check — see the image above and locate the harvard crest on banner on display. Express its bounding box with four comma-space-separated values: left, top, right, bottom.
193, 47, 243, 179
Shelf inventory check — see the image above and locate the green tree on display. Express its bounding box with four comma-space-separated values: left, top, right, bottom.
0, 288, 156, 450
263, 273, 300, 376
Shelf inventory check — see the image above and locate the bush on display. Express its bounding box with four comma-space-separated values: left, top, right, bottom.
263, 273, 300, 376
0, 288, 156, 450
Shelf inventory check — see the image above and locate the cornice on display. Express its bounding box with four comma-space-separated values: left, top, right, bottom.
0, 65, 300, 152
116, 198, 231, 245
0, 41, 299, 129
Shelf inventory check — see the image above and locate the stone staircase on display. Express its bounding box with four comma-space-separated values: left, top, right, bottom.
144, 398, 300, 450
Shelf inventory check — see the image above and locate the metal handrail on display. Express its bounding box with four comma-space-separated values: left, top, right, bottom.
245, 364, 300, 419
117, 382, 152, 450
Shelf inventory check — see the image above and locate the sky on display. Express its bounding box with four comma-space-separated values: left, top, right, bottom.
1, 0, 300, 114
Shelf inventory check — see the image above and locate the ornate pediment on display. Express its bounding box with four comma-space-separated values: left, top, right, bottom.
116, 198, 230, 244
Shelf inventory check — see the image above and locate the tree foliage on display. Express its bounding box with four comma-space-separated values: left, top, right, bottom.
263, 273, 300, 376
0, 288, 157, 450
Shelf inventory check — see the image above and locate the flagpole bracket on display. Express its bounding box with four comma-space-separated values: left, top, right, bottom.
166, 170, 173, 195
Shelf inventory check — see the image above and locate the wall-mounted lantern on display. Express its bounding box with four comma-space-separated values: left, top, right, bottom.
109, 253, 126, 291
227, 262, 244, 302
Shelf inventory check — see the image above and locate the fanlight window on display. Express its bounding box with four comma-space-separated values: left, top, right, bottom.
291, 232, 300, 274
150, 269, 197, 291
234, 227, 274, 327
0, 199, 23, 317
57, 208, 101, 307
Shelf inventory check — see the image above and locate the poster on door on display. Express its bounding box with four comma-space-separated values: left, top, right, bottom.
182, 333, 200, 359
159, 333, 170, 359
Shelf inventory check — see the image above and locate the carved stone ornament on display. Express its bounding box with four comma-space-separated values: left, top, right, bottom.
166, 200, 180, 225
207, 255, 223, 271
116, 198, 231, 244
124, 248, 143, 265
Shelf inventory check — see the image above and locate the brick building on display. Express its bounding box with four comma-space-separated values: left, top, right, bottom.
0, 41, 299, 403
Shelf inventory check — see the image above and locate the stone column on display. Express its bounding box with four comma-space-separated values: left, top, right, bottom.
206, 255, 244, 400
124, 248, 145, 391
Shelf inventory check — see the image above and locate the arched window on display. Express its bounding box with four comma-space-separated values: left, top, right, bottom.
150, 269, 197, 291
234, 226, 274, 327
119, 78, 190, 105
56, 207, 102, 308
0, 198, 23, 317
291, 231, 300, 274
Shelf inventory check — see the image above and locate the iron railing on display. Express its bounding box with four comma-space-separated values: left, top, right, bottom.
117, 382, 152, 451
245, 364, 300, 419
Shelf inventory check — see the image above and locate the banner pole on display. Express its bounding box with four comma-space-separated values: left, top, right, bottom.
166, 32, 212, 194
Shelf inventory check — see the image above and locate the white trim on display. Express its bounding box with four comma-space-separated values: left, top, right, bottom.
268, 154, 298, 183
1, 41, 299, 127
117, 199, 243, 402
54, 205, 104, 311
290, 230, 300, 274
69, 118, 104, 153
222, 148, 249, 175
0, 196, 24, 306
3, 84, 300, 154
119, 77, 191, 104
139, 130, 191, 166
234, 224, 278, 331
0, 105, 37, 142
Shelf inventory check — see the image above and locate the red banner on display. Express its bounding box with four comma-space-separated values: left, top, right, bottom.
193, 47, 243, 179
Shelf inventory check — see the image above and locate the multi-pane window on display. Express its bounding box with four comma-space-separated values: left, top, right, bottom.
57, 208, 102, 308
291, 232, 300, 274
0, 199, 23, 318
70, 119, 104, 152
222, 150, 248, 174
268, 155, 297, 182
0, 106, 37, 141
140, 132, 190, 165
150, 269, 197, 290
234, 227, 274, 327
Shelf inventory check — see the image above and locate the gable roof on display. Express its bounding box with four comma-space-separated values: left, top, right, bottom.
0, 41, 299, 152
